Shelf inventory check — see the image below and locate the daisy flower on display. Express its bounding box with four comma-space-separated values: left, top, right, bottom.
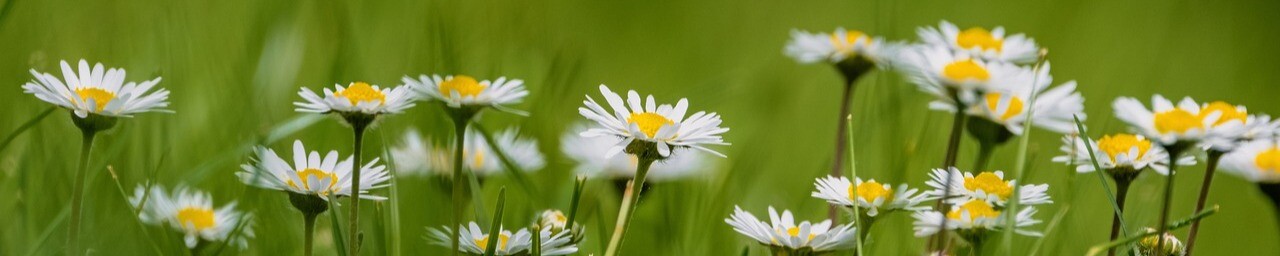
129, 185, 253, 249
897, 45, 1047, 106
1198, 101, 1278, 152
725, 206, 858, 253
22, 59, 171, 118
578, 85, 729, 158
404, 74, 529, 114
1220, 140, 1280, 183
1113, 95, 1230, 146
925, 168, 1051, 207
1135, 228, 1187, 256
561, 124, 708, 181
811, 176, 930, 217
1053, 133, 1195, 175
389, 129, 453, 177
391, 128, 545, 177
917, 20, 1040, 64
295, 81, 416, 116
911, 199, 1043, 237
238, 140, 391, 200
427, 222, 578, 255
960, 75, 1085, 136
784, 28, 898, 65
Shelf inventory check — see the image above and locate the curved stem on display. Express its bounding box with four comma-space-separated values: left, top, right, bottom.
303, 212, 318, 256
450, 120, 469, 256
67, 129, 97, 255
1107, 178, 1133, 256
348, 124, 367, 256
1185, 151, 1223, 255
829, 81, 856, 220
604, 157, 656, 256
1155, 146, 1185, 256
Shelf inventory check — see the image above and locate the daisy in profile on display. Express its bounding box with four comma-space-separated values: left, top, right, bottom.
129, 184, 253, 250
911, 199, 1043, 241
295, 81, 416, 119
917, 20, 1040, 64
897, 45, 1046, 108
1221, 140, 1280, 183
1113, 95, 1228, 149
785, 28, 900, 78
427, 222, 578, 255
811, 176, 930, 217
725, 206, 857, 255
560, 124, 708, 182
925, 168, 1051, 207
537, 209, 585, 245
1198, 101, 1277, 152
404, 74, 529, 115
1054, 133, 1194, 176
389, 129, 453, 177
391, 128, 545, 177
963, 76, 1084, 136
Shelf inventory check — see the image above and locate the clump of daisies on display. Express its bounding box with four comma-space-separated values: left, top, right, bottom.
725, 206, 858, 256
912, 168, 1049, 250
129, 184, 253, 251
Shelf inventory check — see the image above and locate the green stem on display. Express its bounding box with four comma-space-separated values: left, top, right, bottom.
67, 129, 97, 256
1085, 206, 1219, 256
828, 80, 856, 221
303, 212, 318, 256
1155, 145, 1186, 256
974, 142, 995, 172
1184, 150, 1223, 255
929, 97, 967, 252
450, 120, 469, 256
603, 157, 656, 256
1107, 177, 1133, 256
348, 123, 368, 256
845, 115, 865, 256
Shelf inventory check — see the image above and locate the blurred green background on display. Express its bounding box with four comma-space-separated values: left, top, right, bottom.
2, 0, 1280, 255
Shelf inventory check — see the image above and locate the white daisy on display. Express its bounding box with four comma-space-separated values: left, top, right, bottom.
1198, 101, 1278, 152
811, 176, 930, 217
389, 129, 453, 177
427, 222, 578, 256
294, 81, 416, 115
22, 59, 170, 118
1220, 140, 1280, 183
560, 124, 708, 181
578, 85, 729, 158
404, 74, 529, 114
897, 44, 1047, 107
917, 20, 1040, 64
391, 128, 545, 177
924, 168, 1051, 207
724, 206, 857, 252
1113, 95, 1230, 146
129, 185, 253, 249
1053, 133, 1195, 175
911, 199, 1043, 237
1135, 228, 1187, 256
238, 140, 391, 200
784, 28, 899, 65
538, 209, 569, 232
960, 76, 1085, 135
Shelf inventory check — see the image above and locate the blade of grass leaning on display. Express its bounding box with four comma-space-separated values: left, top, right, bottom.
0, 106, 55, 153
468, 168, 490, 225
379, 131, 403, 256
1028, 205, 1071, 256
471, 122, 543, 205
106, 166, 166, 256
844, 115, 865, 256
484, 187, 508, 256
565, 176, 586, 232
1074, 115, 1130, 239
1084, 205, 1219, 256
24, 206, 71, 256
1001, 49, 1048, 254
328, 195, 349, 256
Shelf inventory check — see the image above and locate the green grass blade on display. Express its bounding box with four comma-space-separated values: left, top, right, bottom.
1074, 115, 1130, 238
0, 106, 55, 153
1084, 206, 1219, 256
483, 187, 508, 256
470, 122, 543, 206
328, 195, 349, 256
1002, 51, 1048, 254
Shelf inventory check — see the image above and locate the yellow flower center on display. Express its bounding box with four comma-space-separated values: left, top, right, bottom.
439, 75, 487, 98
829, 30, 872, 52
627, 112, 674, 138
1096, 134, 1152, 162
963, 172, 1013, 200
943, 59, 990, 82
176, 207, 217, 231
287, 168, 339, 194
1153, 109, 1204, 134
956, 27, 1003, 52
334, 82, 386, 106
984, 93, 1024, 121
471, 148, 486, 169
849, 180, 894, 202
475, 234, 510, 251
1255, 147, 1280, 174
946, 200, 1001, 222
1200, 101, 1247, 126
783, 227, 816, 241
75, 87, 116, 111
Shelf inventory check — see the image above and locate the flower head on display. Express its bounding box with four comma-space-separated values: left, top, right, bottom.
129, 184, 253, 249
1136, 228, 1186, 256
897, 45, 1048, 107
917, 20, 1040, 64
785, 28, 899, 65
295, 82, 416, 115
960, 76, 1085, 135
925, 168, 1051, 207
911, 199, 1042, 237
1113, 95, 1225, 146
23, 59, 171, 118
427, 222, 578, 255
811, 176, 930, 217
390, 127, 545, 177
1197, 101, 1278, 152
404, 74, 529, 114
724, 206, 857, 252
1221, 140, 1280, 183
238, 140, 391, 200
561, 124, 708, 181
578, 85, 729, 158
1053, 133, 1195, 175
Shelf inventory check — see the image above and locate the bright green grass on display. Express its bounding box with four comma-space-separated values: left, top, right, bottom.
2, 0, 1280, 255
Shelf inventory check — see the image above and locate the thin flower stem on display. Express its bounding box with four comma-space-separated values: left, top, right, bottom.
67, 129, 97, 256
829, 80, 856, 221
1107, 178, 1133, 256
1184, 150, 1223, 255
974, 142, 995, 172
348, 123, 368, 256
1084, 206, 1219, 256
845, 115, 865, 256
450, 120, 469, 256
1154, 145, 1186, 256
1073, 116, 1131, 253
603, 157, 656, 256
303, 212, 319, 256
928, 96, 967, 252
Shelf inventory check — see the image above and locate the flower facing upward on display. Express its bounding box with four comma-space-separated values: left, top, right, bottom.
1197, 101, 1279, 151
1220, 140, 1280, 183
1113, 95, 1230, 146
917, 20, 1041, 64
390, 127, 545, 177
23, 59, 171, 118
811, 176, 930, 217
238, 140, 391, 200
560, 124, 708, 181
911, 199, 1043, 237
925, 168, 1051, 207
579, 85, 729, 158
784, 28, 899, 65
295, 82, 416, 115
404, 74, 529, 114
427, 222, 578, 255
129, 185, 253, 249
897, 45, 1047, 106
724, 206, 857, 252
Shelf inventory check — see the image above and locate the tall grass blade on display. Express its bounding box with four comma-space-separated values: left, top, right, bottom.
483, 187, 508, 256
0, 106, 55, 153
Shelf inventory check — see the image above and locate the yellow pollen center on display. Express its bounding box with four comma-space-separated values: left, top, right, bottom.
1255, 147, 1280, 174
963, 172, 1013, 200
627, 112, 674, 138
475, 234, 510, 251
849, 181, 894, 202
335, 82, 386, 106
1200, 101, 1247, 126
829, 30, 872, 52
946, 200, 1001, 221
471, 149, 486, 169
943, 59, 990, 82
1097, 134, 1152, 161
75, 87, 116, 111
176, 207, 217, 231
1153, 109, 1204, 134
984, 93, 1024, 121
287, 168, 339, 194
439, 75, 487, 98
956, 27, 1004, 52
